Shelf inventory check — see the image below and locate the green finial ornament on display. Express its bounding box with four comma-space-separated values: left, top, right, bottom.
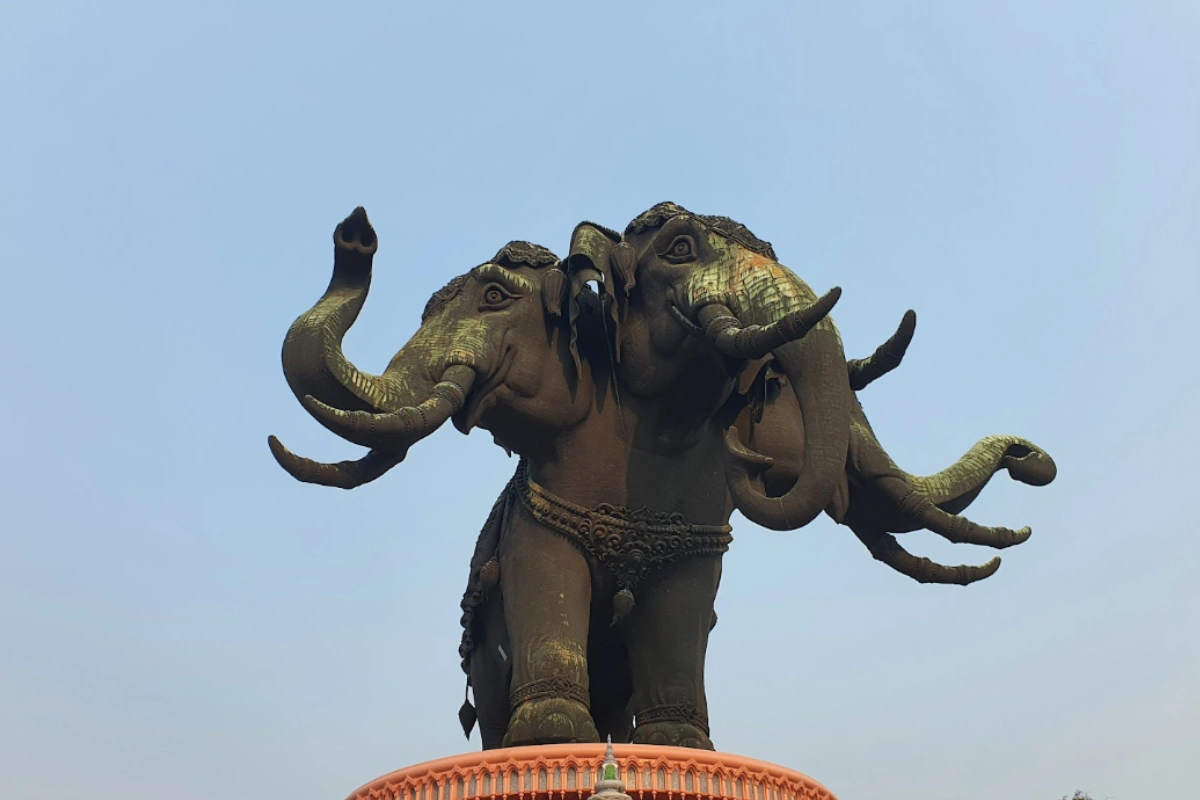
588, 737, 631, 800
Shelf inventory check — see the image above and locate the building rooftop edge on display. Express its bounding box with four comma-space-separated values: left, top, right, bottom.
345, 743, 835, 800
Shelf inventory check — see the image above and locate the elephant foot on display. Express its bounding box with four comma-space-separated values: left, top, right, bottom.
505, 696, 600, 746
634, 720, 714, 749
633, 706, 714, 749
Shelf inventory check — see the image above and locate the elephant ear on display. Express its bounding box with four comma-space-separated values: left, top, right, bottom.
566, 222, 622, 365
568, 221, 619, 288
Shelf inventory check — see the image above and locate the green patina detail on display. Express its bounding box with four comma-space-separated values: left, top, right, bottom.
682, 236, 843, 349
474, 263, 535, 295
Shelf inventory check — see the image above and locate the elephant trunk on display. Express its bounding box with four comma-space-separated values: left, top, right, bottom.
270, 207, 479, 488
853, 526, 1003, 586
697, 255, 853, 530
906, 435, 1058, 515
300, 364, 476, 450
847, 309, 916, 391
281, 207, 417, 423
270, 349, 478, 487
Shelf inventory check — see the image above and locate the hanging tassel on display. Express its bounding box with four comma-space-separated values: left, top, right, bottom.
611, 241, 637, 292
458, 680, 477, 739
611, 587, 635, 626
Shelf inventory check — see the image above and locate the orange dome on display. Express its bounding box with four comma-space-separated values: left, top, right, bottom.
344, 744, 837, 800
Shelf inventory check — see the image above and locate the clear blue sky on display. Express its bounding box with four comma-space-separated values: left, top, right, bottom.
2, 2, 1197, 799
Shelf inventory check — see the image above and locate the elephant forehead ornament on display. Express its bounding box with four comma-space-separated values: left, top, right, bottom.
269, 203, 1056, 752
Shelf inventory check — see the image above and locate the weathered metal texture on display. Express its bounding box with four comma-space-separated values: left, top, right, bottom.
271, 204, 1056, 751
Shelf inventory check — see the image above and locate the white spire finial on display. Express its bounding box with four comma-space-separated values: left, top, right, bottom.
588, 737, 630, 800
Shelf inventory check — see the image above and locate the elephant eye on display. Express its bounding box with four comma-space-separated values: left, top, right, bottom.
480, 283, 517, 310
660, 234, 697, 264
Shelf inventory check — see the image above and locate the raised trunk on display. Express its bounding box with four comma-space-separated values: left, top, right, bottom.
847, 309, 916, 391
269, 208, 474, 489
281, 208, 420, 422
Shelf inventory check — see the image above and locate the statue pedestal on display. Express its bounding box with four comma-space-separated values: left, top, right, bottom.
343, 744, 837, 800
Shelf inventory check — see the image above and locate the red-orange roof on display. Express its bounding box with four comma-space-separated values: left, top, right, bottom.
345, 744, 837, 800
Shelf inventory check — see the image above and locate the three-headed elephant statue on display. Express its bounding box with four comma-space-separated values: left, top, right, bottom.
270, 203, 1056, 754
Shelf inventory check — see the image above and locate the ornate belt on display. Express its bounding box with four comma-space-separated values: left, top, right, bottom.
514, 463, 732, 622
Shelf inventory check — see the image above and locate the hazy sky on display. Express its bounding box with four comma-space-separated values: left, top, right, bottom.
3, 2, 1198, 799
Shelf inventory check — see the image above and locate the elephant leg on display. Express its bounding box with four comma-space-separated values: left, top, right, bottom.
624, 555, 721, 750
500, 508, 600, 746
588, 597, 634, 743
592, 696, 634, 744
469, 595, 512, 750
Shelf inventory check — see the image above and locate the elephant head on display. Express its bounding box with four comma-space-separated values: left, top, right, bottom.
567, 202, 851, 531
268, 207, 586, 487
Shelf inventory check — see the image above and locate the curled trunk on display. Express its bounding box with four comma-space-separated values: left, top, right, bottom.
299, 365, 476, 449
689, 256, 853, 531
905, 434, 1057, 515
281, 208, 418, 424
270, 207, 477, 489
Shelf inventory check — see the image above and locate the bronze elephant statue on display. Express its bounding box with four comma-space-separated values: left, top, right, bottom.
269, 203, 1056, 753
